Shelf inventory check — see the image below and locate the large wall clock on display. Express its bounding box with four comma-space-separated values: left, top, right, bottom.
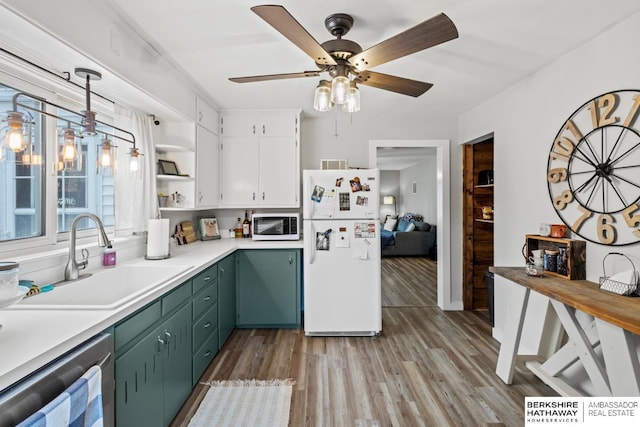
547, 89, 640, 246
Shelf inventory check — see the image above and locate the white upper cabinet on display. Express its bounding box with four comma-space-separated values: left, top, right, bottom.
220, 110, 300, 208
196, 96, 219, 133
155, 96, 220, 210
195, 125, 219, 208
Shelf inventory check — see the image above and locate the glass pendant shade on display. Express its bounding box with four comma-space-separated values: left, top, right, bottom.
342, 82, 361, 112
97, 138, 116, 175
129, 147, 143, 179
313, 80, 333, 112
331, 75, 350, 104
5, 111, 27, 153
59, 127, 82, 171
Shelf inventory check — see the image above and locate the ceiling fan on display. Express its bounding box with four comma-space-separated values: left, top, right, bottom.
229, 5, 459, 98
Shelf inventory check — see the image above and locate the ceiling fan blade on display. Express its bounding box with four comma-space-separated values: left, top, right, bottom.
230, 71, 321, 83
251, 5, 337, 66
349, 13, 458, 71
354, 71, 433, 97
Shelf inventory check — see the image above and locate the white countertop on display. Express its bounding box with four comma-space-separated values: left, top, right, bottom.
0, 238, 303, 391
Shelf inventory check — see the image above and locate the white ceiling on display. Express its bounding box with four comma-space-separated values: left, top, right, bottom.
100, 0, 640, 121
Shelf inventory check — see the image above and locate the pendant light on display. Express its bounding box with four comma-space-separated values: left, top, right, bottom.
4, 111, 27, 153
97, 137, 117, 175
1, 67, 141, 173
59, 126, 82, 171
129, 147, 143, 180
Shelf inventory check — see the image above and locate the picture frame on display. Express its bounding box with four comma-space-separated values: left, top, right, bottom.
158, 159, 179, 175
197, 216, 221, 241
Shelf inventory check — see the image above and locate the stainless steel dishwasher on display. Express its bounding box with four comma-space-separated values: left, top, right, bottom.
0, 333, 114, 427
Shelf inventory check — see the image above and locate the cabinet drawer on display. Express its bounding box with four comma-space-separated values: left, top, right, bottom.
162, 281, 191, 316
192, 303, 218, 352
193, 332, 219, 385
192, 282, 218, 320
192, 265, 218, 295
114, 301, 161, 351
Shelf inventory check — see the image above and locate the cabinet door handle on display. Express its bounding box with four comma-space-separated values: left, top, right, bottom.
203, 295, 211, 302
203, 322, 211, 329
252, 192, 256, 201
262, 124, 266, 135
252, 125, 256, 134
289, 256, 293, 264
220, 267, 224, 273
204, 351, 212, 358
262, 192, 265, 200
203, 275, 211, 282
157, 336, 165, 352
164, 330, 171, 344
198, 111, 203, 122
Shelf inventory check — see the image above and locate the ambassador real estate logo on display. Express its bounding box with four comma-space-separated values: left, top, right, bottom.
525, 397, 639, 426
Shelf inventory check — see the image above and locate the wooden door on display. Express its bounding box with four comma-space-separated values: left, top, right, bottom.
463, 137, 494, 316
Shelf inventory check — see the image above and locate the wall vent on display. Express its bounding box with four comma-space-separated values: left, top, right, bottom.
320, 159, 348, 170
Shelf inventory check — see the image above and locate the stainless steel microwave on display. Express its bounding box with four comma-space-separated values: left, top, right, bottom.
252, 213, 300, 240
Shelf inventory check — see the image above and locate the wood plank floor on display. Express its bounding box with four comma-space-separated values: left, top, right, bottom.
172, 257, 556, 426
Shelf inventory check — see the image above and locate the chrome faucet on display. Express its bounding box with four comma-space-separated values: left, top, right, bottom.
64, 213, 110, 281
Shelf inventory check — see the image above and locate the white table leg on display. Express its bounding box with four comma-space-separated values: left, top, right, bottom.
596, 319, 640, 396
496, 285, 530, 384
550, 300, 611, 396
541, 320, 599, 376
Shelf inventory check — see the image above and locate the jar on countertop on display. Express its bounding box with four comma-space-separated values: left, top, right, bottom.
0, 261, 19, 299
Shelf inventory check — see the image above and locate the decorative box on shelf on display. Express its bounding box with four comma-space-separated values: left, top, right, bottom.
525, 234, 586, 280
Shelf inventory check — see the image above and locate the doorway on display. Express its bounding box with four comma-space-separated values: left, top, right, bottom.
369, 139, 453, 310
462, 134, 494, 322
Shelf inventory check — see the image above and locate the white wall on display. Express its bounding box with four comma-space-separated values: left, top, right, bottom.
458, 11, 640, 351
399, 157, 437, 224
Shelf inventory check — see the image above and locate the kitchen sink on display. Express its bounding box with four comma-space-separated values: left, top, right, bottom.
13, 263, 194, 310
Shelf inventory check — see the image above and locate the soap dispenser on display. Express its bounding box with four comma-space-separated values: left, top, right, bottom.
103, 242, 116, 267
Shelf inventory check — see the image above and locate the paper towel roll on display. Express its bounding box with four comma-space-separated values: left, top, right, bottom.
147, 219, 170, 259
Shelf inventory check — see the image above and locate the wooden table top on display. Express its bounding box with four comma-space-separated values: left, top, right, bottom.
490, 266, 640, 336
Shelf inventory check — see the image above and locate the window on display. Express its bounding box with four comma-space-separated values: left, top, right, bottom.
0, 84, 44, 241
0, 81, 115, 248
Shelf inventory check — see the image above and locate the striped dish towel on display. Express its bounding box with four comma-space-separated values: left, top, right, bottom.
17, 365, 103, 427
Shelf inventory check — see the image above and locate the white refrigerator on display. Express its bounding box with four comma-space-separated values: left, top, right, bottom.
303, 169, 381, 336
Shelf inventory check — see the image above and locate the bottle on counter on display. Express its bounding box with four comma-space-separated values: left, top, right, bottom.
103, 242, 116, 267
242, 210, 250, 238
235, 217, 243, 239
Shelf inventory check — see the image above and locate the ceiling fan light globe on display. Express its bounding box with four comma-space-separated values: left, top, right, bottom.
342, 84, 360, 112
314, 80, 333, 111
331, 75, 350, 104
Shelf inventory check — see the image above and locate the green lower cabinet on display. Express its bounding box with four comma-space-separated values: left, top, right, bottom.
162, 303, 193, 424
115, 282, 192, 427
218, 253, 236, 347
115, 324, 164, 427
236, 249, 301, 328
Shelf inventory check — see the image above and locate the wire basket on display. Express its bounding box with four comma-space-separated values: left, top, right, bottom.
599, 252, 639, 297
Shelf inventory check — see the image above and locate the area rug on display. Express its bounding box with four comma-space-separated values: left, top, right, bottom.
188, 379, 295, 427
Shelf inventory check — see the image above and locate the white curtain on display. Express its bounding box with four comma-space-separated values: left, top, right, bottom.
114, 105, 159, 235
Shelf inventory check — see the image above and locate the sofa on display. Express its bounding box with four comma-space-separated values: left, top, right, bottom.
380, 214, 437, 258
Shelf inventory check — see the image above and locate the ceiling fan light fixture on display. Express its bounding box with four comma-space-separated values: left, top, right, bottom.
314, 80, 333, 112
